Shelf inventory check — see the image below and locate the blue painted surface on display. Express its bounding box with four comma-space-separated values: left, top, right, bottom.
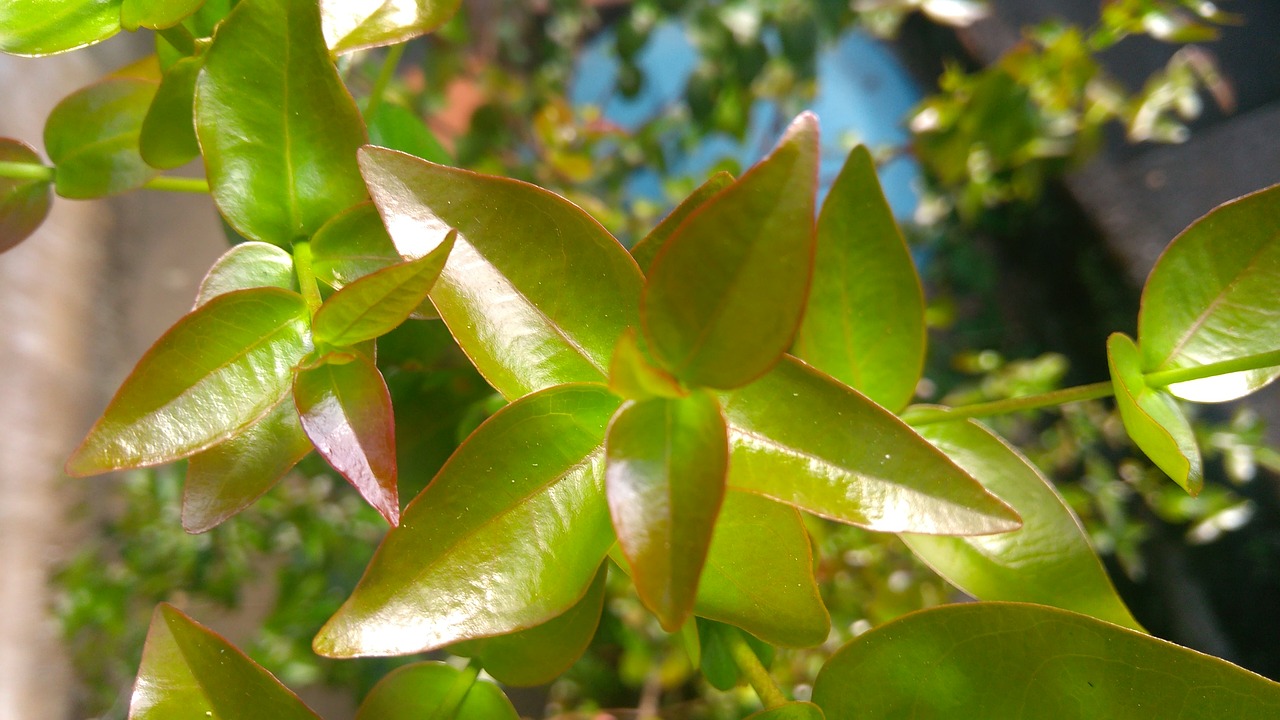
570, 21, 925, 218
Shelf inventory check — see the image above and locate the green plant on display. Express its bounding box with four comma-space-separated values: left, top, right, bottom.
4, 0, 1280, 718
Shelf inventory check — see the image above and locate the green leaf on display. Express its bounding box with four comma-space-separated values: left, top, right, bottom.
0, 0, 122, 56
902, 417, 1141, 630
312, 230, 454, 347
1109, 332, 1203, 494
195, 241, 297, 307
359, 147, 644, 399
629, 171, 733, 274
321, 0, 461, 55
294, 354, 400, 525
606, 391, 727, 631
811, 602, 1280, 719
121, 0, 205, 30
642, 112, 818, 389
140, 56, 202, 170
1138, 183, 1280, 402
66, 288, 311, 475
746, 702, 824, 719
130, 604, 321, 720
695, 491, 830, 647
697, 618, 774, 691
794, 145, 925, 412
721, 356, 1021, 534
0, 139, 52, 253
196, 0, 368, 246
354, 662, 518, 720
367, 101, 453, 165
314, 383, 621, 657
183, 395, 312, 533
608, 327, 685, 400
453, 564, 607, 687
44, 77, 159, 199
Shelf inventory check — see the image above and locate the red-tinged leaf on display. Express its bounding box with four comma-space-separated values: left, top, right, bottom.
66, 288, 312, 476
44, 77, 159, 199
354, 662, 518, 720
322, 0, 462, 55
183, 395, 312, 533
294, 354, 399, 525
629, 171, 734, 274
195, 241, 297, 307
129, 604, 321, 720
0, 138, 52, 253
196, 0, 368, 246
140, 56, 202, 170
642, 113, 818, 389
794, 145, 925, 412
312, 230, 454, 347
607, 391, 728, 631
310, 202, 437, 319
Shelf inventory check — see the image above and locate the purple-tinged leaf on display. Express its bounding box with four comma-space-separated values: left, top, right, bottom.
0, 138, 52, 253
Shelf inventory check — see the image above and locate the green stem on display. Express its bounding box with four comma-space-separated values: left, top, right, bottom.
904, 381, 1115, 426
723, 626, 788, 710
430, 659, 481, 720
0, 161, 54, 182
292, 241, 323, 316
364, 43, 406, 120
156, 25, 197, 56
1144, 349, 1280, 387
142, 175, 210, 193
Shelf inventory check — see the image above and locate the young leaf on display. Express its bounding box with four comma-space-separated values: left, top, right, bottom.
721, 356, 1021, 535
183, 396, 312, 533
0, 138, 52, 253
195, 242, 297, 307
695, 490, 830, 648
44, 78, 159, 198
196, 0, 368, 246
697, 618, 774, 691
903, 416, 1142, 631
1109, 332, 1203, 494
642, 112, 818, 389
311, 202, 439, 319
606, 391, 728, 631
66, 288, 312, 475
359, 147, 644, 399
608, 328, 685, 400
140, 56, 202, 170
314, 384, 621, 657
794, 145, 925, 413
121, 0, 205, 31
354, 662, 518, 720
322, 0, 461, 55
0, 0, 122, 56
747, 702, 825, 719
452, 564, 607, 687
811, 602, 1280, 718
367, 101, 453, 165
311, 230, 454, 347
129, 604, 321, 720
1139, 183, 1280, 402
294, 354, 400, 525
629, 171, 733, 274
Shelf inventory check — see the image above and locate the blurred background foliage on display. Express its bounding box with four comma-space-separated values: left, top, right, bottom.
55, 0, 1280, 717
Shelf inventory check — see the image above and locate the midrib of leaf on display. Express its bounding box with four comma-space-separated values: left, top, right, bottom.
280, 14, 302, 237
54, 129, 143, 169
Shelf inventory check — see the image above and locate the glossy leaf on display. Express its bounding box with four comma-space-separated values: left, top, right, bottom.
322, 0, 461, 55
606, 391, 728, 631
721, 356, 1021, 534
360, 147, 644, 399
453, 564, 607, 687
312, 230, 454, 347
294, 354, 399, 525
140, 56, 202, 170
811, 602, 1280, 719
130, 604, 321, 720
747, 702, 824, 719
794, 145, 925, 412
314, 384, 621, 657
66, 288, 311, 475
608, 327, 685, 400
195, 242, 297, 307
354, 662, 518, 720
1109, 332, 1203, 494
642, 112, 818, 389
629, 170, 733, 274
183, 395, 312, 533
367, 101, 452, 165
695, 490, 830, 647
0, 0, 122, 56
903, 417, 1141, 630
121, 0, 205, 30
0, 139, 52, 253
196, 0, 368, 246
697, 618, 774, 691
45, 78, 158, 199
1138, 183, 1280, 402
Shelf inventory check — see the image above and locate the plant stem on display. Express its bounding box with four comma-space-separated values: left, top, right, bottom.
904, 382, 1115, 426
156, 25, 197, 56
143, 175, 210, 193
430, 659, 481, 720
0, 161, 54, 182
1144, 349, 1280, 387
723, 626, 788, 710
364, 43, 406, 120
292, 241, 323, 315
